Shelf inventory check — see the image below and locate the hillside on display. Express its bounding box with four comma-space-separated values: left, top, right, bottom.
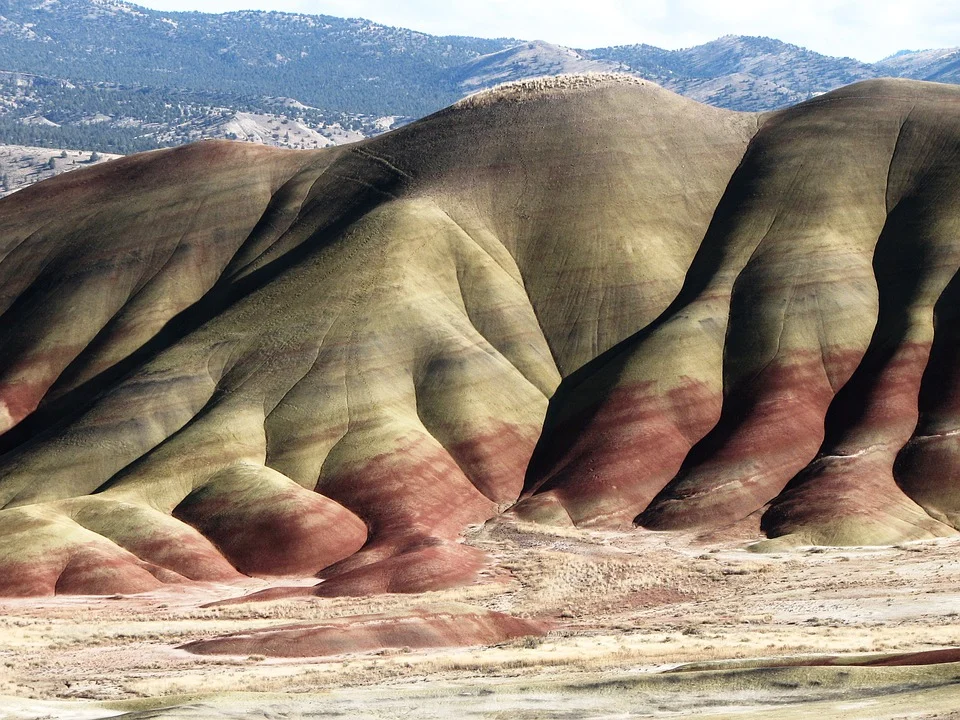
518, 79, 960, 548
452, 41, 624, 90
0, 77, 959, 599
0, 68, 408, 156
0, 0, 510, 118
876, 48, 960, 83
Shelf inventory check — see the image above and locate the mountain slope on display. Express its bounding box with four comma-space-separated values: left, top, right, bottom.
453, 41, 623, 90
876, 48, 960, 84
0, 69, 405, 156
0, 0, 513, 117
0, 143, 119, 197
589, 36, 878, 110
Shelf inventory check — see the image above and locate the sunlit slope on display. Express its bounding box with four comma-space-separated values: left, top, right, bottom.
520, 79, 960, 547
0, 76, 754, 595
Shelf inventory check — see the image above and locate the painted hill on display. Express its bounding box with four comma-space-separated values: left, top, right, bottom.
0, 76, 958, 597
180, 604, 549, 657
517, 79, 960, 549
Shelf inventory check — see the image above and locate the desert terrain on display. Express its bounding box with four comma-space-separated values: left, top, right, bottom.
1, 517, 959, 718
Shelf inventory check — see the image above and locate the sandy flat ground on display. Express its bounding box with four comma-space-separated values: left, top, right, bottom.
1, 517, 959, 718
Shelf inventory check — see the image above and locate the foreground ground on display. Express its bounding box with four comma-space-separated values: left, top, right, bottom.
1, 518, 959, 719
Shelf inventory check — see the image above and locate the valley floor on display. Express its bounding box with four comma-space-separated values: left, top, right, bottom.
1, 518, 959, 719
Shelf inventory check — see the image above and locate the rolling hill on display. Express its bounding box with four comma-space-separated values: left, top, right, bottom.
0, 76, 958, 598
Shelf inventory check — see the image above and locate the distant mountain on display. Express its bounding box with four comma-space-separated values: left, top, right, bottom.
0, 69, 407, 155
875, 48, 960, 83
588, 36, 879, 110
0, 0, 959, 175
0, 0, 513, 117
453, 41, 624, 91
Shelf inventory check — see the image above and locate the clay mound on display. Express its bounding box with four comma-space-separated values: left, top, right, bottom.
172, 464, 368, 577
180, 604, 548, 657
2, 78, 960, 598
518, 79, 960, 545
214, 540, 491, 605
0, 77, 753, 596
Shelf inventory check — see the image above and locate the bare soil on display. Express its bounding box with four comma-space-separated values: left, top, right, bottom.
1, 516, 959, 718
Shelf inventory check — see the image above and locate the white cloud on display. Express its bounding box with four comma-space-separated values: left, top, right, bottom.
134, 0, 960, 61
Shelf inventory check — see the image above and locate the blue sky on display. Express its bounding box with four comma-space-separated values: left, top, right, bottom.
133, 0, 960, 62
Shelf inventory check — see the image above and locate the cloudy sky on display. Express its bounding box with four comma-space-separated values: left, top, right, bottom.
133, 0, 959, 62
